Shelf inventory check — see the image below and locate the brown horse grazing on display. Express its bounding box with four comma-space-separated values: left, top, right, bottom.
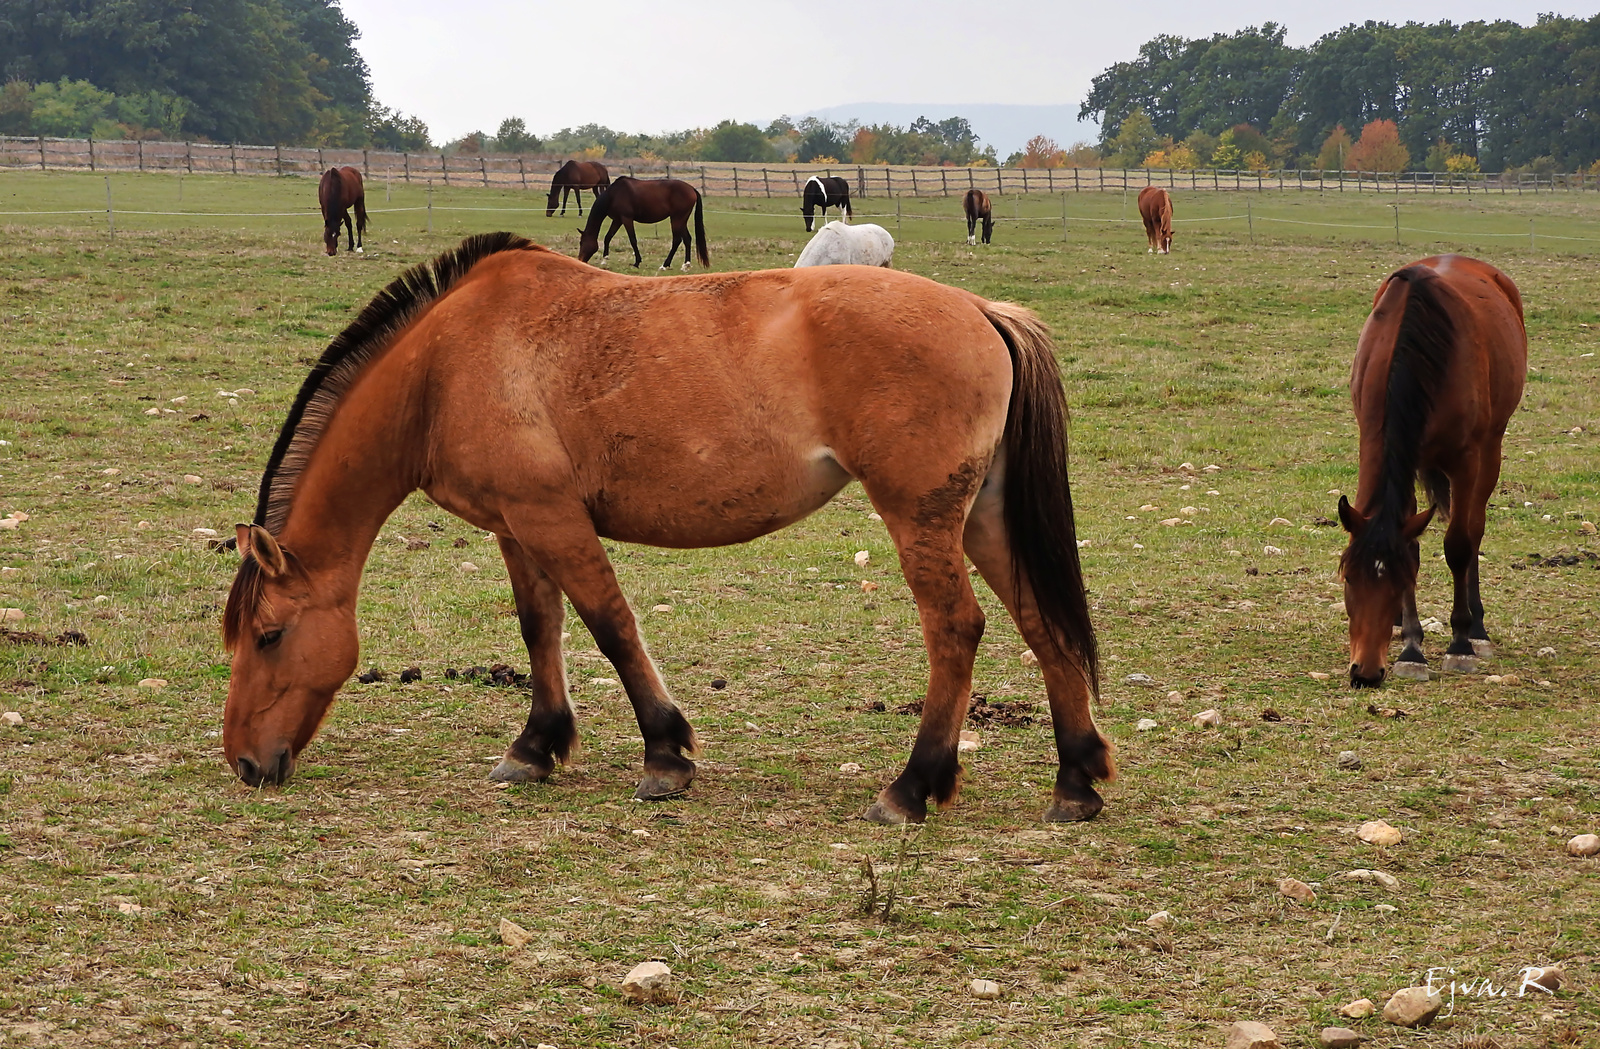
221, 233, 1109, 825
546, 160, 611, 217
1337, 255, 1526, 687
318, 167, 367, 256
577, 177, 707, 270
802, 175, 852, 232
964, 188, 994, 246
1137, 186, 1172, 254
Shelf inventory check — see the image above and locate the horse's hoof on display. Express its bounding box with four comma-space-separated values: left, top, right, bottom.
1044, 790, 1104, 823
1471, 639, 1494, 658
633, 756, 694, 800
1390, 660, 1430, 682
1442, 653, 1478, 674
681, 261, 691, 272
490, 755, 551, 783
356, 247, 364, 254
861, 799, 923, 825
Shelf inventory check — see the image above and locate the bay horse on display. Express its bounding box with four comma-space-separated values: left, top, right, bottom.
577, 177, 707, 270
964, 188, 994, 246
1137, 186, 1172, 254
318, 166, 367, 256
794, 221, 893, 267
221, 232, 1108, 826
802, 175, 852, 232
546, 160, 611, 217
1337, 254, 1526, 687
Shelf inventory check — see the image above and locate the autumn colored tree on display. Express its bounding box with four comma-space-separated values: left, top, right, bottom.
1345, 119, 1410, 172
1316, 125, 1353, 170
1020, 134, 1066, 168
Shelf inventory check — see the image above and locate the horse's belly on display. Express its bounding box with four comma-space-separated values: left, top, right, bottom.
591, 451, 853, 549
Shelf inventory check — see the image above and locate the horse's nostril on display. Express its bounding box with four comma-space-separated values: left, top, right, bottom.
267, 748, 292, 785
237, 755, 261, 786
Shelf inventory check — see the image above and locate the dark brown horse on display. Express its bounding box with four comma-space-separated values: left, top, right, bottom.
1137, 186, 1172, 254
1338, 254, 1526, 687
964, 188, 993, 245
221, 233, 1107, 825
577, 177, 707, 270
318, 167, 367, 256
802, 175, 852, 232
546, 160, 611, 217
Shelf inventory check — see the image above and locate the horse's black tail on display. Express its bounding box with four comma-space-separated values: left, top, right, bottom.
1345, 266, 1457, 585
693, 192, 708, 267
980, 300, 1098, 698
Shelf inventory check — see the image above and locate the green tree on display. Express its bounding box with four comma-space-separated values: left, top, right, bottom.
494, 117, 539, 153
1316, 125, 1352, 170
796, 118, 850, 163
366, 106, 430, 150
28, 78, 114, 136
701, 120, 775, 163
1105, 108, 1164, 167
0, 80, 34, 134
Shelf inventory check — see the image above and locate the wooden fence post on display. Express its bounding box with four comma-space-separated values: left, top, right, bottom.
275, 144, 282, 175
519, 156, 527, 189
88, 135, 95, 171
231, 143, 238, 175
763, 167, 770, 197
403, 153, 410, 182
317, 147, 323, 172
733, 167, 739, 197
138, 139, 144, 172
480, 156, 488, 187
442, 153, 448, 185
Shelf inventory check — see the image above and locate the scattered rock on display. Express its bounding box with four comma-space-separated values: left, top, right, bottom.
709, 677, 727, 690
117, 902, 142, 915
189, 412, 209, 422
1382, 986, 1442, 1027
1160, 517, 1182, 526
1537, 646, 1556, 657
357, 668, 386, 684
1278, 878, 1316, 903
136, 678, 167, 689
1568, 833, 1600, 857
1020, 649, 1038, 666
1225, 1020, 1281, 1049
853, 550, 870, 567
1136, 718, 1159, 732
590, 677, 618, 688
1262, 545, 1284, 556
142, 407, 160, 416
1497, 673, 1522, 686
1309, 671, 1331, 680
1, 608, 23, 622
1260, 708, 1283, 722
1357, 820, 1403, 846
838, 762, 862, 774
0, 567, 17, 578
651, 603, 672, 612
1139, 504, 1158, 512
1145, 910, 1172, 928
1338, 998, 1375, 1019
1339, 869, 1399, 889
1124, 673, 1156, 686
1180, 506, 1198, 515
192, 527, 218, 538
1269, 517, 1293, 526
1580, 521, 1597, 535
1178, 462, 1194, 471
1203, 464, 1221, 472
498, 918, 532, 948
957, 730, 981, 754
183, 474, 202, 485
969, 979, 1001, 1000
1, 711, 22, 727
868, 512, 882, 521
1337, 751, 1363, 770
860, 580, 878, 592
1366, 704, 1408, 719
620, 961, 672, 1003
459, 562, 479, 573
452, 536, 469, 548
399, 667, 421, 684
1419, 616, 1446, 634
405, 537, 429, 551
1319, 1026, 1362, 1049
1192, 709, 1223, 728
1373, 904, 1397, 914
1523, 965, 1563, 993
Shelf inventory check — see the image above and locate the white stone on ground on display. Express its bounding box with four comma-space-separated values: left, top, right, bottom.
1262, 545, 1283, 555
2, 711, 22, 727
1224, 1020, 1280, 1049
1309, 672, 1330, 680
1269, 517, 1292, 526
1567, 833, 1600, 857
498, 918, 532, 948
137, 678, 167, 689
1144, 910, 1171, 927
838, 762, 862, 774
1192, 709, 1223, 728
1357, 820, 1403, 846
1020, 649, 1038, 666
459, 562, 479, 572
1318, 1027, 1362, 1049
1136, 719, 1159, 732
1337, 751, 1362, 770
1338, 998, 1374, 1019
1382, 986, 1442, 1027
650, 604, 672, 612
621, 961, 672, 1003
1, 608, 22, 622
1339, 869, 1399, 889
1124, 673, 1155, 686
1277, 878, 1315, 903
854, 550, 870, 566
957, 730, 981, 753
1537, 646, 1557, 656
969, 979, 1001, 1000
0, 567, 17, 578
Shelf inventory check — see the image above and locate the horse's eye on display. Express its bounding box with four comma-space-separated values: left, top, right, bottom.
257, 629, 283, 650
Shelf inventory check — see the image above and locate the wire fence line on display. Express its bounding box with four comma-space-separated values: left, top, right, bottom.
4, 134, 1599, 199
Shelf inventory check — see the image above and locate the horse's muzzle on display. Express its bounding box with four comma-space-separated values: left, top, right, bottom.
236, 748, 292, 787
1348, 665, 1387, 689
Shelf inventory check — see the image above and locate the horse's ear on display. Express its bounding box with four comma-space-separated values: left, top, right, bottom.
1402, 505, 1437, 541
237, 523, 288, 577
1336, 495, 1365, 535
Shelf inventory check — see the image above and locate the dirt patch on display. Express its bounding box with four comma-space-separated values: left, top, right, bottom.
1, 628, 89, 647
894, 694, 1039, 728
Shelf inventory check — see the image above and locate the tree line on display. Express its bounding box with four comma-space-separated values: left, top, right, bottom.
1080, 16, 1600, 173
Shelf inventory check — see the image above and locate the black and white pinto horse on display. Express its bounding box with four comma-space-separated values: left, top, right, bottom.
801, 175, 852, 232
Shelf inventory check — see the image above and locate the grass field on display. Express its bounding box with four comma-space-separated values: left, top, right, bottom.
1, 170, 1597, 1049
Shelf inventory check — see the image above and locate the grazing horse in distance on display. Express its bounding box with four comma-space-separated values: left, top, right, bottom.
964, 188, 994, 245
220, 232, 1108, 826
546, 160, 611, 217
802, 175, 852, 232
577, 177, 707, 270
794, 221, 894, 268
318, 166, 367, 256
1137, 186, 1173, 254
1338, 254, 1526, 687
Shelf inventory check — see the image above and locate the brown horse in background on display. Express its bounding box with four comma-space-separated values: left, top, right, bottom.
318, 167, 367, 256
964, 188, 993, 245
577, 177, 707, 270
1338, 255, 1526, 687
220, 233, 1108, 826
546, 160, 611, 217
1137, 187, 1172, 253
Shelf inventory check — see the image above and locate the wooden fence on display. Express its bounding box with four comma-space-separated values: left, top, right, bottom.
2, 135, 1595, 197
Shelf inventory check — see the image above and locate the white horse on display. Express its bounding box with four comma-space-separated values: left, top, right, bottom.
794, 221, 894, 268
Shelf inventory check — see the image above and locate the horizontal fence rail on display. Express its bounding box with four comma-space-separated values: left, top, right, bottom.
2, 136, 1596, 198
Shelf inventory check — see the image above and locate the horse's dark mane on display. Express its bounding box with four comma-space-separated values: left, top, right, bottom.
1342, 266, 1457, 588
581, 184, 614, 237
252, 231, 539, 533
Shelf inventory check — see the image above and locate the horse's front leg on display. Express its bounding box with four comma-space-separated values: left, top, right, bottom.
1391, 561, 1429, 680
600, 217, 623, 265
489, 536, 580, 782
1440, 503, 1483, 674
344, 210, 355, 253
620, 220, 641, 267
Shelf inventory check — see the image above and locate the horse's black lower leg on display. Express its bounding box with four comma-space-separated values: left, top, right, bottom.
1442, 525, 1478, 670
344, 213, 354, 252
602, 218, 622, 263
491, 537, 579, 782
622, 221, 642, 267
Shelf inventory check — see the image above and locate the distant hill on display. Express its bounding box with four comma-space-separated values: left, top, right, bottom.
797, 103, 1100, 158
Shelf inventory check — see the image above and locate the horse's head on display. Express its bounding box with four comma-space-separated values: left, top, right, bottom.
982, 214, 995, 241
577, 226, 599, 263
546, 187, 561, 217
222, 524, 358, 786
1337, 496, 1433, 687
323, 221, 340, 256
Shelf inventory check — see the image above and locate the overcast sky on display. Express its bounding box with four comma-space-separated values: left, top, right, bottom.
339, 1, 1598, 144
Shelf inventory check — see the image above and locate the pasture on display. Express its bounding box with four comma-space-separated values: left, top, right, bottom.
1, 170, 1597, 1048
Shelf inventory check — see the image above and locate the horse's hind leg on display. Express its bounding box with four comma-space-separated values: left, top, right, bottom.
660, 219, 684, 270
1441, 462, 1488, 673
506, 508, 697, 799
962, 482, 1111, 821
619, 220, 641, 268
489, 537, 579, 782
343, 209, 355, 253
354, 199, 368, 253
600, 218, 623, 265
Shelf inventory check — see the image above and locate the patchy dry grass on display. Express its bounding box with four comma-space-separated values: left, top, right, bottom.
1, 171, 1597, 1048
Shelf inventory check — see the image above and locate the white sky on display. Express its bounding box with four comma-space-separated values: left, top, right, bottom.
339, 1, 1599, 143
